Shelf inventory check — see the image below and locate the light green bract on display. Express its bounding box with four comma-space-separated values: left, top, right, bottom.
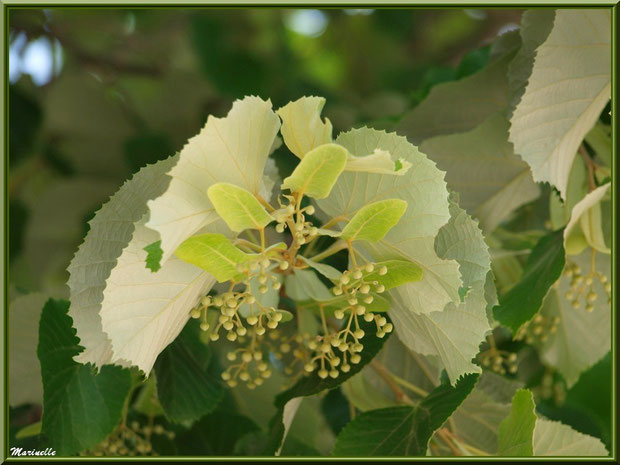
207, 183, 275, 233
68, 95, 491, 391
175, 233, 251, 282
281, 143, 348, 199
340, 199, 407, 242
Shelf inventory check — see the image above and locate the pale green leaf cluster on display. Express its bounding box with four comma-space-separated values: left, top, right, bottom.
340, 199, 407, 242
509, 9, 611, 199
207, 183, 275, 233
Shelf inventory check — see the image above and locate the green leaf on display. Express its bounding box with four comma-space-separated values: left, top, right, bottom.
144, 240, 163, 272
176, 410, 260, 455
419, 113, 539, 234
207, 182, 275, 233
38, 299, 132, 456
154, 322, 224, 423
397, 41, 518, 145
281, 143, 348, 199
146, 96, 280, 263
262, 317, 392, 454
15, 421, 42, 440
539, 250, 610, 387
276, 96, 333, 159
333, 373, 478, 456
340, 199, 407, 242
585, 122, 611, 167
509, 9, 611, 199
533, 418, 608, 456
284, 268, 334, 302
298, 292, 390, 317
175, 233, 251, 282
493, 229, 565, 333
345, 149, 412, 176
365, 259, 423, 290
538, 352, 611, 449
497, 389, 536, 456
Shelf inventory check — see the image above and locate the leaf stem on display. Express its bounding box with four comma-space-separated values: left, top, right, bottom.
322, 215, 348, 231
309, 240, 348, 262
234, 238, 263, 252
369, 360, 415, 405
579, 144, 597, 192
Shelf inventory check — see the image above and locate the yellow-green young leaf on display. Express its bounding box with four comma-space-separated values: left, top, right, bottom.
207, 182, 275, 232
277, 96, 333, 159
175, 233, 250, 282
498, 389, 536, 456
564, 183, 610, 255
365, 260, 423, 290
509, 10, 611, 199
281, 143, 347, 198
340, 200, 407, 242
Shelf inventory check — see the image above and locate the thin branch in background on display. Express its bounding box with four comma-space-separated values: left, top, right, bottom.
579, 144, 597, 192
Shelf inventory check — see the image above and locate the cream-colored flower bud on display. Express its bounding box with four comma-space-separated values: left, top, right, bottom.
329, 369, 339, 379
200, 322, 210, 331
354, 329, 365, 339
353, 270, 363, 280
378, 266, 388, 275
351, 354, 361, 364
242, 352, 253, 362
360, 284, 370, 294
333, 286, 343, 296
334, 309, 345, 319
227, 332, 238, 341
363, 312, 374, 322
191, 308, 201, 319
318, 369, 328, 379
341, 363, 351, 373
279, 261, 289, 270
306, 205, 315, 215
227, 352, 237, 361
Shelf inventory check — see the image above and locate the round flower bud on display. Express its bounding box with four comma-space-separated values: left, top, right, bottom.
239, 371, 250, 381
348, 298, 358, 306
318, 369, 328, 379
354, 329, 365, 339
341, 363, 351, 373
321, 343, 331, 353
329, 357, 341, 367
191, 308, 201, 319
363, 312, 375, 322
221, 372, 231, 380
378, 316, 387, 326
304, 363, 315, 372
363, 295, 374, 304
365, 263, 375, 273
209, 333, 220, 341
383, 323, 393, 333
242, 352, 253, 363
340, 275, 351, 285
280, 343, 291, 353
350, 354, 362, 364
279, 261, 290, 271
245, 295, 256, 304
353, 270, 363, 280
375, 284, 385, 293
276, 224, 285, 233
258, 362, 268, 372
237, 327, 247, 336
200, 322, 210, 331
223, 321, 234, 331
308, 340, 318, 350
261, 258, 271, 268
338, 342, 348, 352
309, 227, 318, 236
259, 285, 269, 294
261, 369, 272, 378
334, 309, 345, 320
355, 305, 366, 316
254, 377, 264, 386
227, 352, 237, 361
267, 320, 278, 329
227, 380, 238, 388
329, 369, 339, 379
253, 351, 263, 361
305, 205, 315, 215
227, 332, 238, 341
256, 326, 266, 336
333, 286, 343, 296
247, 316, 258, 325
378, 266, 388, 276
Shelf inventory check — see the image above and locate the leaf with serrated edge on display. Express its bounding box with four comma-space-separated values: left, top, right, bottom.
340, 199, 407, 242
533, 418, 607, 456
277, 96, 333, 159
100, 219, 215, 374
281, 143, 347, 199
68, 155, 179, 368
539, 250, 610, 387
207, 182, 274, 233
498, 389, 536, 456
316, 128, 461, 319
144, 240, 163, 272
420, 113, 539, 234
509, 10, 611, 199
146, 96, 280, 263
493, 229, 565, 333
175, 233, 251, 283
564, 183, 610, 255
38, 299, 132, 455
332, 373, 478, 456
388, 202, 491, 383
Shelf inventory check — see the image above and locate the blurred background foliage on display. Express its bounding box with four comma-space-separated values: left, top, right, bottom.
8, 7, 523, 299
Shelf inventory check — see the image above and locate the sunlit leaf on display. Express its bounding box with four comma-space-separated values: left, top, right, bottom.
281, 143, 348, 199
277, 96, 333, 159
497, 389, 536, 456
340, 199, 407, 242
207, 182, 275, 233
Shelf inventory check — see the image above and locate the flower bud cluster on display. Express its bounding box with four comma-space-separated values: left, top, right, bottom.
539, 370, 566, 405
221, 331, 272, 389
303, 264, 393, 380
274, 195, 318, 246
478, 348, 518, 375
515, 314, 559, 344
563, 259, 610, 312
85, 421, 173, 457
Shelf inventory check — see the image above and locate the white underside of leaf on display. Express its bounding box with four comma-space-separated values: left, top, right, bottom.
533, 418, 607, 456
146, 96, 280, 263
317, 128, 461, 317
100, 218, 215, 374
509, 9, 611, 199
67, 155, 179, 368
389, 203, 492, 383
540, 250, 610, 387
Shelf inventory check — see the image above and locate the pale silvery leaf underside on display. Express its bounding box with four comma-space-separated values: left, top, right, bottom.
146, 96, 281, 263
67, 155, 179, 368
533, 418, 607, 456
509, 9, 611, 199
